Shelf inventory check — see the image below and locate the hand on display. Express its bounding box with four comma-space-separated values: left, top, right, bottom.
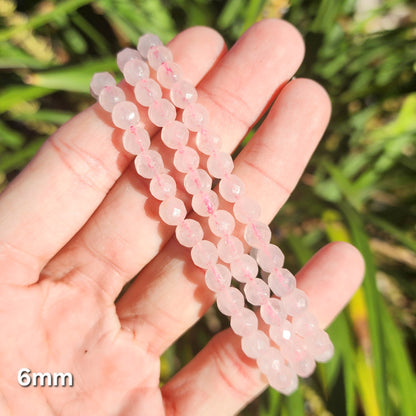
0, 20, 364, 415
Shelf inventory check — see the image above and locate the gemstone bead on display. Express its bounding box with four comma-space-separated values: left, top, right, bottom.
175, 218, 204, 248
123, 58, 150, 86
260, 298, 286, 326
159, 196, 186, 226
219, 174, 245, 202
205, 264, 231, 293
292, 312, 319, 338
183, 169, 212, 195
195, 129, 222, 155
281, 339, 316, 378
244, 278, 270, 306
90, 72, 116, 99
307, 330, 334, 362
148, 98, 176, 127
161, 121, 189, 149
256, 244, 285, 273
257, 346, 285, 376
230, 308, 258, 337
230, 254, 258, 283
268, 268, 296, 298
134, 150, 163, 179
122, 127, 150, 154
283, 289, 309, 317
147, 45, 173, 70
173, 146, 200, 173
191, 240, 218, 269
191, 190, 219, 217
217, 236, 244, 263
111, 101, 140, 130
208, 210, 235, 237
266, 361, 298, 394
241, 330, 270, 359
182, 103, 209, 132
216, 286, 244, 316
244, 221, 272, 249
269, 320, 294, 345
137, 34, 162, 59
207, 152, 234, 179
170, 80, 198, 109
149, 173, 176, 200
157, 62, 182, 89
134, 78, 162, 107
233, 196, 261, 224
98, 85, 126, 112
117, 48, 142, 71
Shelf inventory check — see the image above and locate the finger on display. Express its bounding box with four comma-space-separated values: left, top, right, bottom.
117, 78, 331, 354
0, 26, 225, 285
43, 19, 305, 298
160, 242, 365, 416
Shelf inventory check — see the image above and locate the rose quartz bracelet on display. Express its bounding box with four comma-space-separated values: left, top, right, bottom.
89, 33, 334, 394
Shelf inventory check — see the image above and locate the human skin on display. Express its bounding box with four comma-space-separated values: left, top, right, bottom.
0, 20, 364, 415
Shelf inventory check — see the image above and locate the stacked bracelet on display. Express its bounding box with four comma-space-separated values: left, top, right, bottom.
89, 33, 334, 395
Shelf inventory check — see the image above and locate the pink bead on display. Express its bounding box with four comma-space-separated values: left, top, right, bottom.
149, 173, 176, 200
117, 48, 142, 71
292, 312, 319, 338
149, 98, 176, 127
123, 58, 150, 86
161, 121, 189, 149
134, 78, 162, 107
173, 146, 200, 173
111, 101, 140, 130
233, 196, 261, 224
208, 210, 235, 237
170, 80, 198, 109
217, 235, 244, 263
159, 196, 186, 226
256, 244, 285, 273
269, 320, 294, 345
157, 62, 182, 89
195, 129, 222, 155
216, 286, 244, 316
268, 268, 296, 298
205, 264, 231, 293
175, 218, 203, 248
219, 174, 245, 202
134, 150, 163, 179
283, 289, 309, 317
266, 362, 298, 394
230, 254, 258, 283
244, 221, 271, 249
244, 278, 270, 306
90, 72, 116, 99
182, 103, 209, 132
98, 85, 125, 112
257, 346, 285, 376
191, 240, 218, 269
230, 307, 258, 337
191, 190, 219, 217
122, 127, 150, 154
307, 330, 334, 362
207, 152, 234, 179
260, 298, 286, 326
183, 169, 212, 195
137, 34, 162, 59
241, 330, 270, 359
281, 339, 316, 378
147, 45, 173, 70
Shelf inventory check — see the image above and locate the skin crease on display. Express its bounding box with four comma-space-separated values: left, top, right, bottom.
0, 20, 364, 416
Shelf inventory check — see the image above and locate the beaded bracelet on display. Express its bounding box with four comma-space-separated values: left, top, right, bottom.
89, 33, 334, 395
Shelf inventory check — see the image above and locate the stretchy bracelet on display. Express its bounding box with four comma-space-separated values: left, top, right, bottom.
89, 33, 334, 395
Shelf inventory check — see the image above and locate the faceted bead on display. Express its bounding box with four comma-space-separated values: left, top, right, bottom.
281, 338, 316, 378
195, 129, 222, 155
123, 58, 150, 86
268, 268, 296, 298
244, 278, 270, 306
161, 121, 189, 149
205, 264, 231, 293
149, 98, 176, 127
233, 196, 261, 224
283, 289, 309, 317
137, 34, 162, 59
191, 190, 219, 217
149, 173, 176, 200
307, 330, 334, 363
230, 308, 258, 337
260, 298, 286, 326
266, 361, 298, 394
241, 330, 270, 359
134, 78, 162, 107
230, 254, 258, 283
147, 45, 173, 70
90, 72, 116, 99
175, 218, 203, 248
122, 127, 150, 154
256, 244, 285, 273
191, 240, 218, 269
244, 221, 272, 249
173, 146, 200, 173
111, 101, 140, 130
257, 346, 285, 376
219, 174, 245, 202
159, 197, 186, 226
207, 152, 234, 179
117, 48, 142, 71
292, 312, 319, 338
183, 169, 212, 195
216, 286, 244, 316
170, 80, 198, 109
98, 85, 125, 112
217, 235, 244, 263
182, 103, 209, 132
269, 320, 294, 345
157, 61, 182, 89
134, 150, 163, 179
208, 210, 235, 237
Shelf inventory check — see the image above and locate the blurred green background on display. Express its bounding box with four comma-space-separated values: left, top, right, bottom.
0, 0, 415, 414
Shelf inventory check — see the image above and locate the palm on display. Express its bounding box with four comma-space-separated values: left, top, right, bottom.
0, 20, 363, 415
